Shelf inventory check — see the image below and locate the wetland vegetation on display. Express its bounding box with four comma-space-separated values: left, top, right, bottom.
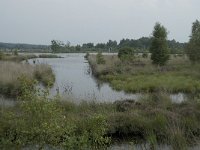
1, 20, 200, 149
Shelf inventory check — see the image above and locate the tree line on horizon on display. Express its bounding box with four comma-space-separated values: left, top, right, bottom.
50, 37, 185, 54
117, 20, 200, 66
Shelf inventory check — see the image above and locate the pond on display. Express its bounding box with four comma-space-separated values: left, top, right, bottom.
29, 53, 186, 103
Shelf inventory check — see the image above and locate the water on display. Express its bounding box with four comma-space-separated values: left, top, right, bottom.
30, 53, 140, 103
28, 53, 187, 103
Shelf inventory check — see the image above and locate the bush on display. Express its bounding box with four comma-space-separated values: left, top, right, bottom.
118, 47, 134, 61
0, 77, 110, 149
96, 52, 105, 64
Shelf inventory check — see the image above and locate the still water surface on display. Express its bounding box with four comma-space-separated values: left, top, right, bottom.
30, 53, 185, 103
31, 53, 140, 102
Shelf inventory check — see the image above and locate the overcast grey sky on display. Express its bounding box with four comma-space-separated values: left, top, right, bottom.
0, 0, 200, 45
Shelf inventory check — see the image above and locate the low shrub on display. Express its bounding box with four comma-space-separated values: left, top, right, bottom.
96, 52, 105, 64
118, 47, 135, 61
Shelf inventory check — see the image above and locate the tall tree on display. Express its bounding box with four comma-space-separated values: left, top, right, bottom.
186, 20, 200, 63
150, 23, 169, 66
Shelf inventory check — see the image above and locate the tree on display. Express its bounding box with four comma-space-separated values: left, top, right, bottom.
51, 40, 60, 53
75, 45, 81, 51
106, 40, 117, 48
186, 20, 200, 63
82, 43, 94, 49
150, 23, 169, 66
95, 43, 106, 49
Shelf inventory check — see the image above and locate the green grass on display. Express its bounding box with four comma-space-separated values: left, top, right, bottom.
88, 54, 200, 93
102, 73, 200, 93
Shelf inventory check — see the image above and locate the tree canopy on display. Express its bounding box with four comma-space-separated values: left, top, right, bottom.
186, 20, 200, 63
150, 23, 169, 66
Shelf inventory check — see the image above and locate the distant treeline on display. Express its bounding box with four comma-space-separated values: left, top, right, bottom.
0, 42, 49, 52
51, 37, 186, 54
0, 37, 186, 54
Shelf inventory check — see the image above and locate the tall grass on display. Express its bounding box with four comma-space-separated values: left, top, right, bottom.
0, 61, 55, 97
2, 54, 37, 62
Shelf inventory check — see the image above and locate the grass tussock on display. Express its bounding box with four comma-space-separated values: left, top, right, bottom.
88, 54, 200, 93
0, 61, 55, 97
34, 64, 55, 86
38, 54, 62, 58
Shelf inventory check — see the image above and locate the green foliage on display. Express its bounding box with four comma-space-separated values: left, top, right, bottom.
51, 40, 61, 53
95, 43, 106, 49
186, 20, 200, 63
150, 23, 169, 66
17, 76, 38, 101
82, 43, 94, 49
96, 52, 105, 64
106, 40, 117, 48
75, 45, 81, 51
118, 47, 134, 61
89, 53, 200, 93
0, 77, 110, 149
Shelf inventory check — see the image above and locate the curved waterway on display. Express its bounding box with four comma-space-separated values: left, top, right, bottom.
30, 53, 140, 102
29, 53, 186, 103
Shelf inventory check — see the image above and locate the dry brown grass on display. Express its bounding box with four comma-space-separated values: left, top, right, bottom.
0, 61, 55, 97
88, 54, 120, 76
0, 61, 35, 85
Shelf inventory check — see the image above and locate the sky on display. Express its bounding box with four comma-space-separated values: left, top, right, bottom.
0, 0, 200, 45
